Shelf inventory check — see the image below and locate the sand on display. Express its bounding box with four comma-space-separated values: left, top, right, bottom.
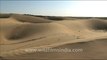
0, 14, 107, 60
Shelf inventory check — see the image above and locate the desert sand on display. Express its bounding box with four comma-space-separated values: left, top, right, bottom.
0, 14, 107, 60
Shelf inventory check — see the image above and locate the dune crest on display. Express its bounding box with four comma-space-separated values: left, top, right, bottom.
11, 14, 52, 23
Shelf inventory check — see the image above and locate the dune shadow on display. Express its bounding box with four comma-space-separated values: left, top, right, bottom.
88, 20, 107, 31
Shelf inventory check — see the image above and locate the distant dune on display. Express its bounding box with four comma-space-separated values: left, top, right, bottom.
0, 14, 107, 60
11, 14, 52, 23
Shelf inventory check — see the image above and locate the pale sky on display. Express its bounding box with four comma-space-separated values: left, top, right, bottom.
0, 1, 107, 17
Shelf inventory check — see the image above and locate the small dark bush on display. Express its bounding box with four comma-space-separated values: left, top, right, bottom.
46, 16, 64, 21
0, 14, 11, 18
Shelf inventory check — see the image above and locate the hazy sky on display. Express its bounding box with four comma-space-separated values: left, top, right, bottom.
0, 1, 107, 17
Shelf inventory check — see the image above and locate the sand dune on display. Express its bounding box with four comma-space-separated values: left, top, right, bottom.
0, 14, 107, 59
11, 14, 52, 23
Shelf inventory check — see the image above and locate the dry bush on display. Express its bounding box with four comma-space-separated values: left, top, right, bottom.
0, 14, 11, 18
46, 16, 64, 21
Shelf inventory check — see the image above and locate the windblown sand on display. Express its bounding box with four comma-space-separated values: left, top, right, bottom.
0, 14, 107, 60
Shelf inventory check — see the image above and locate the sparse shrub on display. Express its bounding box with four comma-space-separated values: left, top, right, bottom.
0, 14, 11, 18
46, 16, 64, 21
